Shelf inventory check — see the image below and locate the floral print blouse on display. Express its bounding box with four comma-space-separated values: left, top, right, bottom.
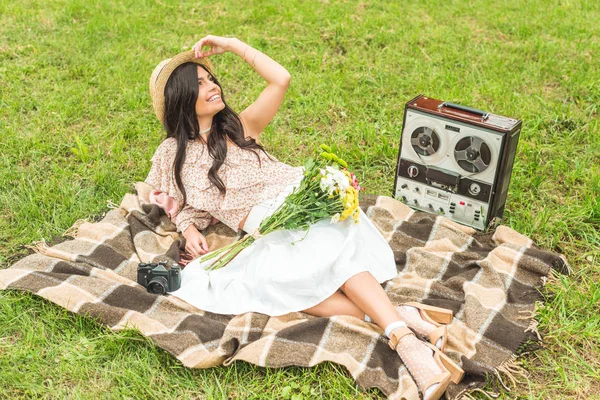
145, 137, 304, 233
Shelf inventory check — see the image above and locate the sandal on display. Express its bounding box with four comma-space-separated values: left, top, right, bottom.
388, 326, 465, 400
422, 341, 465, 384
399, 302, 453, 352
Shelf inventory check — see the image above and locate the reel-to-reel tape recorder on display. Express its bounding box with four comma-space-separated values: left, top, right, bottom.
393, 95, 522, 231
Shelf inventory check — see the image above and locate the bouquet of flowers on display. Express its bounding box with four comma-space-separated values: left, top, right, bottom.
199, 144, 364, 271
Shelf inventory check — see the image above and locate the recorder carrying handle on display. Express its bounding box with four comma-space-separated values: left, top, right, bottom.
438, 102, 490, 121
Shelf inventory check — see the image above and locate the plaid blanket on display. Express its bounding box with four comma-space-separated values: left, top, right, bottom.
0, 182, 569, 399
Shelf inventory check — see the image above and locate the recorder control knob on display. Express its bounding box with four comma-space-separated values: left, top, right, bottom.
401, 184, 408, 189
468, 183, 481, 196
407, 165, 419, 178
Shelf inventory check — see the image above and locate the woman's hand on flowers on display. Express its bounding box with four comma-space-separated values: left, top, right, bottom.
182, 225, 209, 257
192, 35, 233, 58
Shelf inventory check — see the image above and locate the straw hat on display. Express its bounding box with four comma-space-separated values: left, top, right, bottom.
149, 50, 214, 125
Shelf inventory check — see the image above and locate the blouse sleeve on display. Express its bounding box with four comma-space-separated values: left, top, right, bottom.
145, 138, 212, 233
173, 204, 212, 234
145, 139, 178, 197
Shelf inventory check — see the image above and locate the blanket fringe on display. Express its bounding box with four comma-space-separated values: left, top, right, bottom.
454, 360, 520, 400
524, 318, 542, 341
540, 268, 560, 288
559, 254, 573, 275
516, 302, 542, 341
23, 239, 50, 255
548, 268, 562, 283
458, 388, 500, 399
106, 199, 120, 209
516, 309, 535, 320
493, 356, 530, 392
516, 301, 540, 320
62, 219, 88, 238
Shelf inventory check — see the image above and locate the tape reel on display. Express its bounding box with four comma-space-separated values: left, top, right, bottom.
403, 117, 448, 165
410, 126, 440, 156
453, 136, 492, 173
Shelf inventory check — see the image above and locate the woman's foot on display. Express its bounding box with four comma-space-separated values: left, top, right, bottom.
388, 325, 463, 400
396, 302, 452, 352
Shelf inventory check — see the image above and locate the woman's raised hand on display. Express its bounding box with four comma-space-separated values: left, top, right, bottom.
192, 35, 233, 58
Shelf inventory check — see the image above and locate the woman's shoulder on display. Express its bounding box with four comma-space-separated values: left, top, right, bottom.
152, 137, 192, 164
158, 137, 178, 154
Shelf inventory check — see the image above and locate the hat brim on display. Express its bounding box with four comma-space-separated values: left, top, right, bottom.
149, 50, 214, 125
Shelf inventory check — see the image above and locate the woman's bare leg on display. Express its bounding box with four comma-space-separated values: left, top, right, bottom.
339, 271, 449, 399
338, 271, 401, 329
301, 272, 400, 327
301, 290, 365, 319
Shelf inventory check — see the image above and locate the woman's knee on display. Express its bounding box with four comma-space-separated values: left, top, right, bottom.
339, 271, 370, 294
302, 290, 364, 319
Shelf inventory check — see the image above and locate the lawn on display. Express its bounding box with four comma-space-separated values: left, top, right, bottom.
1, 0, 599, 398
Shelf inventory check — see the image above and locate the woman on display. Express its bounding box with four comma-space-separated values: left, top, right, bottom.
145, 34, 464, 400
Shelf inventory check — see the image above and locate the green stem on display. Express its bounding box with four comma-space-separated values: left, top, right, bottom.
205, 236, 255, 271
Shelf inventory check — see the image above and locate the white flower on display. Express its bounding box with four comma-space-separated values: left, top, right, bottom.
320, 165, 353, 198
320, 175, 336, 195
337, 177, 349, 191
330, 213, 340, 223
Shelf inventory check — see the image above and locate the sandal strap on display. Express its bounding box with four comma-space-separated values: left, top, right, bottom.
387, 326, 414, 350
429, 325, 447, 350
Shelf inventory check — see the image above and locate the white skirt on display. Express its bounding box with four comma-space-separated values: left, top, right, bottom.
169, 179, 397, 317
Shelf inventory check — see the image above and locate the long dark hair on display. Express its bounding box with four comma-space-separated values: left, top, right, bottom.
163, 62, 270, 207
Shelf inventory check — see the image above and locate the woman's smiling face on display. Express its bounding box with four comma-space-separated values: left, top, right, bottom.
195, 65, 225, 118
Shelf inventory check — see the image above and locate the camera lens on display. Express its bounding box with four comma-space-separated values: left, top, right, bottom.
147, 276, 168, 295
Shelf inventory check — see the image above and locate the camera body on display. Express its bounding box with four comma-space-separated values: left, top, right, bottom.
137, 262, 181, 295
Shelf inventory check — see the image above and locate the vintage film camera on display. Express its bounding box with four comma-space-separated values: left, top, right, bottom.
137, 262, 181, 294
393, 95, 521, 231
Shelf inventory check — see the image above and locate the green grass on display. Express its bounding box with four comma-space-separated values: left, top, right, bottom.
1, 0, 599, 398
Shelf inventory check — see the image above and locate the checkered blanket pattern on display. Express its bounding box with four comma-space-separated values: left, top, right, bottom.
0, 182, 568, 399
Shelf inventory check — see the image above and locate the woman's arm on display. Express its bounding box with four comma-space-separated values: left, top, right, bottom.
145, 139, 214, 257
193, 36, 291, 141
176, 205, 211, 257
174, 204, 212, 235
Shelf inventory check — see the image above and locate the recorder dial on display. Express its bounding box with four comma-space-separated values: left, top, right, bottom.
468, 183, 481, 196
407, 165, 419, 178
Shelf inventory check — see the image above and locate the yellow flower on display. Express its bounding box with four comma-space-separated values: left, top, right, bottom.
340, 209, 351, 220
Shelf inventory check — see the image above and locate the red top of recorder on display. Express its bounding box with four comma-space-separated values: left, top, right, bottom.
406, 95, 521, 133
